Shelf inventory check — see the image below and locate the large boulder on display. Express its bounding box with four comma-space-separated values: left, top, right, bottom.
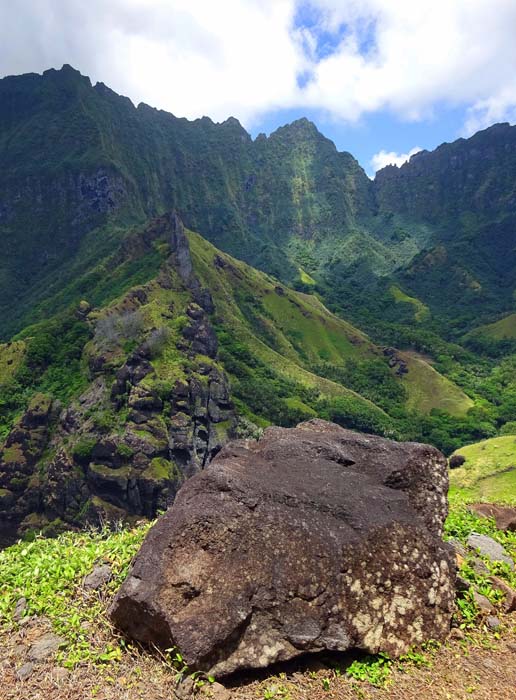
110, 420, 455, 676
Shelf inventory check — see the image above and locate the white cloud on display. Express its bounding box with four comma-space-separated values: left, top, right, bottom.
1, 0, 516, 133
0, 0, 305, 125
370, 147, 422, 174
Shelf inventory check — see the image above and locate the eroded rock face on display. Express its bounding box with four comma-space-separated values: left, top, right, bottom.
0, 214, 236, 537
110, 419, 455, 676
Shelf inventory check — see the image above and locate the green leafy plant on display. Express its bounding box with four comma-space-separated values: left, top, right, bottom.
0, 522, 152, 667
346, 653, 392, 687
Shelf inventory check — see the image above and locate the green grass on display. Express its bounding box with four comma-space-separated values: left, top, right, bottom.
298, 267, 316, 285
469, 314, 516, 341
187, 229, 385, 409
0, 522, 153, 667
449, 435, 516, 504
389, 285, 430, 322
401, 351, 474, 417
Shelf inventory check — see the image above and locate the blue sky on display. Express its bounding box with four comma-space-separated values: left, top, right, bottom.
1, 1, 515, 175
249, 104, 467, 176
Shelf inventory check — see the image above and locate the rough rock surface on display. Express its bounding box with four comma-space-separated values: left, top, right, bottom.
467, 533, 514, 569
111, 419, 455, 677
469, 503, 516, 532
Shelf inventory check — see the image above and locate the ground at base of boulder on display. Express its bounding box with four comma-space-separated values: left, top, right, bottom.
2, 621, 516, 700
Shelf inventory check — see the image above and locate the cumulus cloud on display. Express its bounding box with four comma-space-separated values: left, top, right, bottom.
0, 0, 305, 124
370, 147, 422, 174
1, 0, 516, 132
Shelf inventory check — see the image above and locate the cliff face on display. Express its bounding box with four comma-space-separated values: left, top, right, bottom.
0, 67, 372, 338
373, 123, 516, 317
374, 123, 516, 222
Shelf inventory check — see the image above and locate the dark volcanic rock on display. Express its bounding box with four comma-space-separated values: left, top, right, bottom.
468, 503, 516, 531
110, 419, 455, 677
449, 454, 466, 469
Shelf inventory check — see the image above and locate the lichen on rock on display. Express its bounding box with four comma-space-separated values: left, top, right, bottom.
110, 419, 455, 676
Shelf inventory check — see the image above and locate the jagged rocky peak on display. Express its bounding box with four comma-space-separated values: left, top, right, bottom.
0, 212, 237, 537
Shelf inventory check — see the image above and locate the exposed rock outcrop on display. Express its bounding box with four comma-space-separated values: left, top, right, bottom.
0, 214, 236, 536
110, 419, 455, 677
0, 393, 57, 526
468, 503, 516, 532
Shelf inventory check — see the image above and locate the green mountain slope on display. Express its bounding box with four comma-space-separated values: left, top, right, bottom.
2, 65, 516, 530
2, 66, 516, 343
450, 435, 516, 504
0, 66, 372, 338
1, 211, 485, 537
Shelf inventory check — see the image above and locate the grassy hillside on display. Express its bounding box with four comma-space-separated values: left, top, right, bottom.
468, 313, 516, 341
188, 229, 482, 434
449, 435, 516, 504
0, 212, 493, 469
389, 286, 430, 323
401, 351, 474, 417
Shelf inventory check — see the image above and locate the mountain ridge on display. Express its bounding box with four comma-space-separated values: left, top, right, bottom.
2, 64, 516, 340
2, 66, 516, 536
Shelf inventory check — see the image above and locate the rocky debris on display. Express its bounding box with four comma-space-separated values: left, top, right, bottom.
449, 454, 466, 469
83, 564, 112, 590
27, 633, 65, 662
467, 533, 514, 569
383, 347, 409, 376
111, 420, 454, 677
486, 615, 500, 631
13, 597, 27, 622
204, 682, 231, 700
490, 576, 516, 613
469, 503, 516, 532
16, 662, 35, 681
470, 557, 490, 576
472, 591, 495, 614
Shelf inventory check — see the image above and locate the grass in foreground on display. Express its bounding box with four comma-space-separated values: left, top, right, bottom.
1, 505, 516, 698
0, 521, 152, 667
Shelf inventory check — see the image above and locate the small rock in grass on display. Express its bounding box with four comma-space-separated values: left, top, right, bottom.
471, 557, 490, 576
28, 633, 65, 662
466, 533, 514, 569
174, 676, 195, 700
486, 615, 500, 631
16, 662, 35, 681
83, 563, 112, 590
449, 628, 465, 640
490, 576, 516, 613
13, 597, 27, 622
468, 504, 516, 532
18, 615, 34, 627
472, 591, 495, 614
455, 575, 471, 593
449, 454, 466, 469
